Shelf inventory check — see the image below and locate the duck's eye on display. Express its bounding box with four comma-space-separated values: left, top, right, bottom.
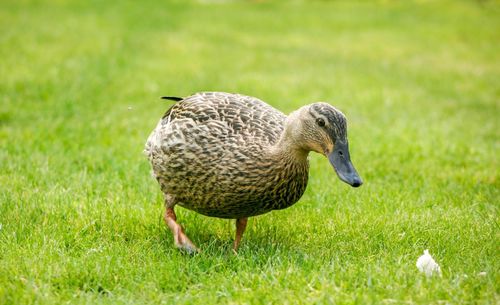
316, 118, 325, 127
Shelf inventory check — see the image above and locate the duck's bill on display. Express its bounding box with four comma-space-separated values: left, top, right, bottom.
328, 141, 363, 188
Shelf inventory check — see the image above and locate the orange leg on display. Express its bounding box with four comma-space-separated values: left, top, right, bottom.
233, 218, 248, 253
164, 207, 199, 253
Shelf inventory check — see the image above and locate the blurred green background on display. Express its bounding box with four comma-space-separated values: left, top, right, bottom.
0, 0, 499, 304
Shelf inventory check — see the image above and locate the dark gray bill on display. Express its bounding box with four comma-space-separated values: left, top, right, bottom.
328, 141, 363, 187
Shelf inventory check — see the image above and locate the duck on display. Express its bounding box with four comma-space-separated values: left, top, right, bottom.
144, 92, 362, 253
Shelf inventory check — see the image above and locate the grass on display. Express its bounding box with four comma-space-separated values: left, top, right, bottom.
0, 0, 499, 304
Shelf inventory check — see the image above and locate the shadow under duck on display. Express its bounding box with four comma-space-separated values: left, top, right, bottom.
145, 92, 362, 252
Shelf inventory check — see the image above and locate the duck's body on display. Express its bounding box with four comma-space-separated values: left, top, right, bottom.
145, 92, 308, 219
145, 92, 362, 252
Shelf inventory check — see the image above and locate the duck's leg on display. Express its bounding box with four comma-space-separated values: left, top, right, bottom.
164, 205, 199, 253
233, 218, 248, 253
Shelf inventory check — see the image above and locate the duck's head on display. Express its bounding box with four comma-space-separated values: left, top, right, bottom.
286, 102, 363, 187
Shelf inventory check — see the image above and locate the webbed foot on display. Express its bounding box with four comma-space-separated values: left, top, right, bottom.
164, 207, 199, 254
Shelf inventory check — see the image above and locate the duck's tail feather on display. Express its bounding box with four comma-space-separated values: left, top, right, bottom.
161, 96, 183, 101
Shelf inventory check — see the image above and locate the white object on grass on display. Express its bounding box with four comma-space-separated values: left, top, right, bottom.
416, 249, 442, 276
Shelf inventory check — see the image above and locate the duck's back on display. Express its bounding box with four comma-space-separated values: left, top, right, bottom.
166, 92, 285, 143
145, 92, 303, 218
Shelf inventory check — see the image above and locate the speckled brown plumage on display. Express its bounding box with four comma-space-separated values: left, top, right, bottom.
146, 92, 306, 218
144, 91, 362, 251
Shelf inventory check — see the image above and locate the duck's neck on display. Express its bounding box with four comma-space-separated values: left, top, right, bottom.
270, 112, 310, 163
269, 122, 310, 174
271, 135, 309, 164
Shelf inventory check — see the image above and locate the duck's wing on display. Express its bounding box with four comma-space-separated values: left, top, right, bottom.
144, 92, 286, 162
162, 92, 286, 145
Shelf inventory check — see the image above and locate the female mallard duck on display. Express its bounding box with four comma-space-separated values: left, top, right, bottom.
145, 92, 362, 252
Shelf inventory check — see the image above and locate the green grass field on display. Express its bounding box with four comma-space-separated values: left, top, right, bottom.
1, 0, 499, 304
